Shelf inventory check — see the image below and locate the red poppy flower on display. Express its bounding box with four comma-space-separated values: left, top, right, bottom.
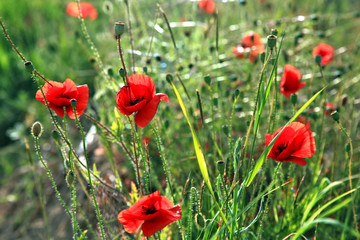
35, 79, 89, 119
312, 43, 334, 65
66, 2, 98, 20
118, 191, 181, 237
280, 64, 306, 98
324, 102, 336, 116
266, 122, 316, 166
232, 32, 265, 63
198, 0, 215, 15
116, 74, 169, 128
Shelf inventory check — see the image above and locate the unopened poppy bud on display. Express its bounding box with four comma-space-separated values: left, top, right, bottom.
204, 75, 211, 85
234, 89, 240, 98
345, 143, 351, 153
314, 55, 322, 65
195, 213, 206, 229
331, 111, 340, 122
316, 31, 324, 38
107, 67, 114, 77
342, 95, 348, 106
31, 121, 43, 138
235, 104, 242, 112
267, 35, 277, 49
271, 28, 278, 36
154, 53, 162, 62
114, 21, 125, 39
228, 74, 237, 82
290, 94, 297, 105
166, 73, 173, 84
143, 66, 148, 74
260, 52, 266, 63
25, 61, 34, 74
222, 125, 229, 135
70, 99, 77, 108
213, 97, 218, 107
238, 0, 246, 5
216, 160, 225, 173
119, 68, 126, 78
66, 171, 75, 186
52, 130, 61, 141
310, 14, 318, 21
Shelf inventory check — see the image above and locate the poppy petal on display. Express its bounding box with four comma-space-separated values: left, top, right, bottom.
141, 205, 182, 237
280, 156, 307, 166
128, 74, 155, 101
117, 210, 144, 234
66, 84, 89, 119
134, 93, 168, 128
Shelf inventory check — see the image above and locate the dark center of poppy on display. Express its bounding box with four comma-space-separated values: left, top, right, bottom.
275, 142, 288, 156
130, 98, 144, 106
142, 205, 157, 215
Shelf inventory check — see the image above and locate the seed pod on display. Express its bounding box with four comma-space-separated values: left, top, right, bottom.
114, 21, 125, 39
331, 111, 340, 122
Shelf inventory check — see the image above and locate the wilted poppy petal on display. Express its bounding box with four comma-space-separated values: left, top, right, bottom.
141, 205, 182, 237
134, 93, 168, 128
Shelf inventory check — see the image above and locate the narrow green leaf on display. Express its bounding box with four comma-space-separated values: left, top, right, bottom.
254, 36, 284, 135
293, 218, 360, 240
169, 81, 213, 193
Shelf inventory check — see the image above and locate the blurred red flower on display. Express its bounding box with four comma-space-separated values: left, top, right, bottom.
198, 0, 215, 14
312, 43, 334, 65
280, 64, 306, 98
66, 2, 98, 20
266, 122, 316, 166
232, 32, 265, 63
324, 102, 336, 116
116, 74, 169, 128
35, 79, 89, 119
118, 191, 181, 237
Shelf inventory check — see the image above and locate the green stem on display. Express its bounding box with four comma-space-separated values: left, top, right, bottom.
73, 107, 106, 240
128, 116, 143, 196
34, 137, 84, 235
150, 123, 175, 201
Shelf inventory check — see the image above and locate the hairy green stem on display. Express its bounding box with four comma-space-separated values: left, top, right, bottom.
73, 107, 106, 240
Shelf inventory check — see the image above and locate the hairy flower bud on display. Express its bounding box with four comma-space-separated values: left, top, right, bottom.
25, 61, 34, 74
31, 121, 43, 138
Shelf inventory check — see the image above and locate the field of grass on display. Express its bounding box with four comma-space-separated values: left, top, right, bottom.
1, 0, 360, 239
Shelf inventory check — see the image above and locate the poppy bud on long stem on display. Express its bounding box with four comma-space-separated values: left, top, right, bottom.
31, 121, 43, 138
166, 73, 173, 84
25, 61, 34, 73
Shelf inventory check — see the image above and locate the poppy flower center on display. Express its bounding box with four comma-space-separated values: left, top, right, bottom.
142, 205, 157, 215
130, 98, 144, 106
275, 142, 288, 156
